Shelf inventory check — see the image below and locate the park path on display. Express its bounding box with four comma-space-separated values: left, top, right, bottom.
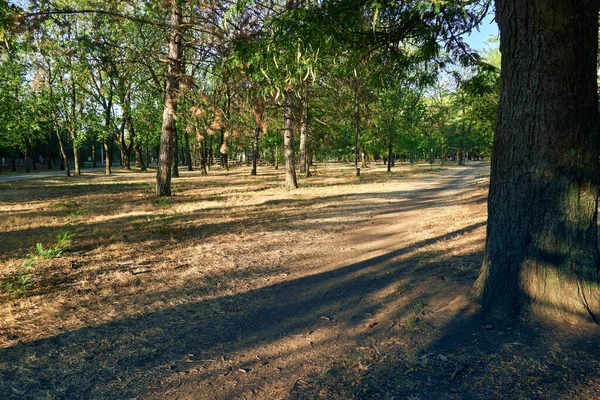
0, 163, 492, 400
0, 167, 106, 183
139, 163, 491, 399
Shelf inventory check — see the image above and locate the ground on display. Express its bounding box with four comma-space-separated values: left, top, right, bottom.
0, 161, 598, 399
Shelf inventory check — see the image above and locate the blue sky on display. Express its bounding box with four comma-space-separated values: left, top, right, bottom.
462, 13, 499, 51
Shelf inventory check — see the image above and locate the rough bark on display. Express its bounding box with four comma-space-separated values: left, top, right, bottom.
156, 3, 182, 197
283, 90, 298, 188
172, 126, 180, 177
474, 0, 600, 323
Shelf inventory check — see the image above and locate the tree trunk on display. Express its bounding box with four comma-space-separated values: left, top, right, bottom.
283, 90, 298, 188
353, 84, 360, 176
207, 135, 213, 170
135, 143, 146, 171
156, 3, 182, 197
387, 136, 393, 172
103, 138, 111, 175
183, 125, 193, 171
91, 142, 96, 168
172, 116, 180, 177
251, 125, 259, 176
53, 117, 70, 177
474, 0, 600, 323
361, 145, 367, 168
299, 83, 309, 176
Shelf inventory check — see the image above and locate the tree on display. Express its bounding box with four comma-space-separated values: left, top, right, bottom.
156, 1, 183, 197
473, 1, 600, 323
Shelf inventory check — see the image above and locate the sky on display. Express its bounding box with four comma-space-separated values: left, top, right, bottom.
462, 13, 499, 51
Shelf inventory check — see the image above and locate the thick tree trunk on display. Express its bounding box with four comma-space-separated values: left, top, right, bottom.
156, 3, 182, 197
134, 143, 146, 171
283, 90, 298, 188
474, 0, 600, 323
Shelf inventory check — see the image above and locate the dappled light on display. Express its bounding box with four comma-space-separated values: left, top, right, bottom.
1, 162, 598, 399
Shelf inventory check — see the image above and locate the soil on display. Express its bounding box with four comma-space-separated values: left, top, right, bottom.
0, 161, 598, 399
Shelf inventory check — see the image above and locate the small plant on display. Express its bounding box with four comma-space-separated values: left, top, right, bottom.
68, 208, 88, 219
396, 282, 411, 294
406, 316, 420, 327
26, 231, 74, 266
49, 200, 70, 209
1, 268, 34, 294
410, 302, 427, 315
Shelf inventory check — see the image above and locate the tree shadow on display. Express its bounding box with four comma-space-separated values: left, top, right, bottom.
0, 223, 485, 399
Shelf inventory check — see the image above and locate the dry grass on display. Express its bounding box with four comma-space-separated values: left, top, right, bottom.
0, 161, 598, 400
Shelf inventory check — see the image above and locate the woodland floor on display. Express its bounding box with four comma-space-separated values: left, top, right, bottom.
0, 161, 599, 400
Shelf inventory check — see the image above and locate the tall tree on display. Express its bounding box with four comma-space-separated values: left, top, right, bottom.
156, 1, 183, 197
474, 1, 600, 323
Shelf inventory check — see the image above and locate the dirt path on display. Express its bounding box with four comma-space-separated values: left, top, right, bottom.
0, 167, 105, 183
142, 166, 490, 399
2, 162, 598, 399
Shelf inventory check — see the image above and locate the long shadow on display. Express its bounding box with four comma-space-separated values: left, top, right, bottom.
0, 223, 486, 399
0, 167, 485, 265
336, 305, 600, 400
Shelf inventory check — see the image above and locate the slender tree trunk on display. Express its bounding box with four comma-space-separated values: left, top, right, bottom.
91, 142, 96, 168
361, 145, 367, 168
474, 0, 600, 323
353, 84, 360, 176
387, 133, 393, 172
193, 117, 208, 175
172, 126, 180, 177
156, 3, 182, 197
103, 139, 111, 175
299, 83, 309, 176
11, 156, 16, 172
251, 126, 260, 176
283, 90, 298, 188
207, 135, 213, 170
183, 126, 193, 171
53, 115, 70, 177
